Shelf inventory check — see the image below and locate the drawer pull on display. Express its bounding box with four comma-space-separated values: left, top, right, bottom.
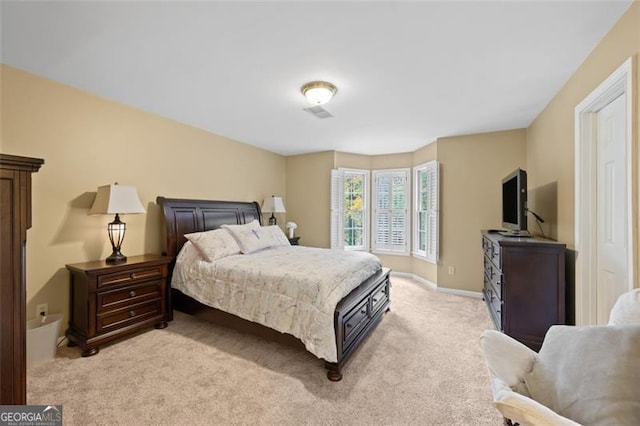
373, 298, 379, 303
129, 290, 136, 298
130, 273, 137, 279
346, 323, 353, 329
360, 309, 366, 314
129, 310, 135, 318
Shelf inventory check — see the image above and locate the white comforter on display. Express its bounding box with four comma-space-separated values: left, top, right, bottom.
172, 244, 382, 362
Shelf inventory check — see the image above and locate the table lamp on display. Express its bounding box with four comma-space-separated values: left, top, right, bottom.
89, 183, 146, 263
261, 195, 286, 225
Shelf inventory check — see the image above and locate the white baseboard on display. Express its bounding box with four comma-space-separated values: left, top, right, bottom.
437, 287, 483, 299
390, 271, 482, 299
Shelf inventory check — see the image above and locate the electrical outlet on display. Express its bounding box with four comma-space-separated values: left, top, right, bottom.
448, 266, 455, 275
36, 303, 48, 318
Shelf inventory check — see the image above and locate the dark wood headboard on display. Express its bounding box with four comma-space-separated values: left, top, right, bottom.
156, 197, 263, 260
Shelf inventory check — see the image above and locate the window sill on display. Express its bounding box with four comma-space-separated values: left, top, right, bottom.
372, 250, 410, 257
411, 252, 437, 264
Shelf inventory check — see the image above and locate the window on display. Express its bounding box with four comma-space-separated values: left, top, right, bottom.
331, 169, 369, 250
414, 161, 439, 262
372, 169, 409, 254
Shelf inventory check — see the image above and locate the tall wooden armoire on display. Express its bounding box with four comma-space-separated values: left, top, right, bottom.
0, 154, 44, 404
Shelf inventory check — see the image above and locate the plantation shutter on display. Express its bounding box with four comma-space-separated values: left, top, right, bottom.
424, 161, 439, 262
372, 170, 409, 253
376, 174, 391, 247
330, 169, 345, 249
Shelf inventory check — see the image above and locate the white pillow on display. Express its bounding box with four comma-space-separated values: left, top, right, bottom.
220, 220, 260, 234
524, 325, 640, 425
184, 228, 241, 262
223, 224, 290, 254
258, 225, 291, 248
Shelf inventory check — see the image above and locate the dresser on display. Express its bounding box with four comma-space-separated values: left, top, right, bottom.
65, 255, 171, 356
0, 154, 44, 405
482, 230, 566, 351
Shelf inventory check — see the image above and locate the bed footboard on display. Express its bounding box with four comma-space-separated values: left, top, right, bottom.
325, 267, 391, 381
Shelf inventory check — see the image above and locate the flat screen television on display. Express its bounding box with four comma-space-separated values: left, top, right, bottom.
501, 168, 528, 236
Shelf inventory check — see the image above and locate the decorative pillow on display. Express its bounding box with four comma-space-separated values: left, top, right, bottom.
524, 325, 640, 425
223, 224, 290, 254
184, 228, 241, 262
258, 225, 291, 248
220, 220, 260, 233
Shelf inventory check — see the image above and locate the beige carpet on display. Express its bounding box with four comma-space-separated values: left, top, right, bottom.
28, 276, 502, 425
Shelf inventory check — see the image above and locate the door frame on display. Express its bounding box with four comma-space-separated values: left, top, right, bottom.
574, 57, 635, 325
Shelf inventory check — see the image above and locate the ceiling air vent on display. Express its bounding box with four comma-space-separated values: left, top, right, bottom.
304, 105, 333, 119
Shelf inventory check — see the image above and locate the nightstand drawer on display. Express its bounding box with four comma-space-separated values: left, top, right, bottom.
97, 301, 161, 334
97, 281, 162, 314
97, 265, 164, 288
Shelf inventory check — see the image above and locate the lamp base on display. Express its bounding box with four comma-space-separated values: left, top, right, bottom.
106, 251, 127, 264
269, 214, 277, 226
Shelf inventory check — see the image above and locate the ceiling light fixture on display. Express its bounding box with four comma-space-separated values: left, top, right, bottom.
301, 81, 337, 105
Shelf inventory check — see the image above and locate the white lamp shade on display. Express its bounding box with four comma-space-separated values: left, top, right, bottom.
261, 196, 286, 213
89, 184, 146, 215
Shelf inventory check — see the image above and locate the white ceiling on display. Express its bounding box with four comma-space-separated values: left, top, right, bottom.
1, 1, 631, 156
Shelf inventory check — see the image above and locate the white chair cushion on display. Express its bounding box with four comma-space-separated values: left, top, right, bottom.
480, 330, 537, 389
493, 389, 580, 426
608, 288, 640, 326
524, 325, 640, 425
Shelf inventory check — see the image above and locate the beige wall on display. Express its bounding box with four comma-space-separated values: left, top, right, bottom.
527, 2, 639, 249
334, 151, 371, 170
437, 130, 527, 292
285, 151, 335, 248
412, 141, 437, 166
1, 65, 286, 325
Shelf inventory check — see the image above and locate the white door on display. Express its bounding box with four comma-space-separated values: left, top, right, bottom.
595, 94, 627, 324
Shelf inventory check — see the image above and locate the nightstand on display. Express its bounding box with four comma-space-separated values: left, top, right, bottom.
288, 236, 300, 246
65, 254, 171, 357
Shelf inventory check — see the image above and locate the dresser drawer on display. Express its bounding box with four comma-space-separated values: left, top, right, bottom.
482, 237, 492, 255
483, 287, 502, 330
97, 300, 161, 334
371, 281, 389, 314
490, 242, 501, 267
343, 299, 369, 347
97, 265, 164, 288
486, 286, 502, 320
97, 281, 162, 314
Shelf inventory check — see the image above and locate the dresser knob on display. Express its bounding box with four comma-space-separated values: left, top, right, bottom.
129, 290, 136, 298
129, 310, 135, 318
346, 323, 353, 329
130, 273, 137, 279
360, 309, 366, 314
373, 298, 379, 303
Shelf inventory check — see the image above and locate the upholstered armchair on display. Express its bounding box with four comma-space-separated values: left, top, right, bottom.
481, 289, 640, 426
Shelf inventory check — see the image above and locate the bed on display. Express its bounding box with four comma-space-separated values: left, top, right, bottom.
156, 196, 391, 381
